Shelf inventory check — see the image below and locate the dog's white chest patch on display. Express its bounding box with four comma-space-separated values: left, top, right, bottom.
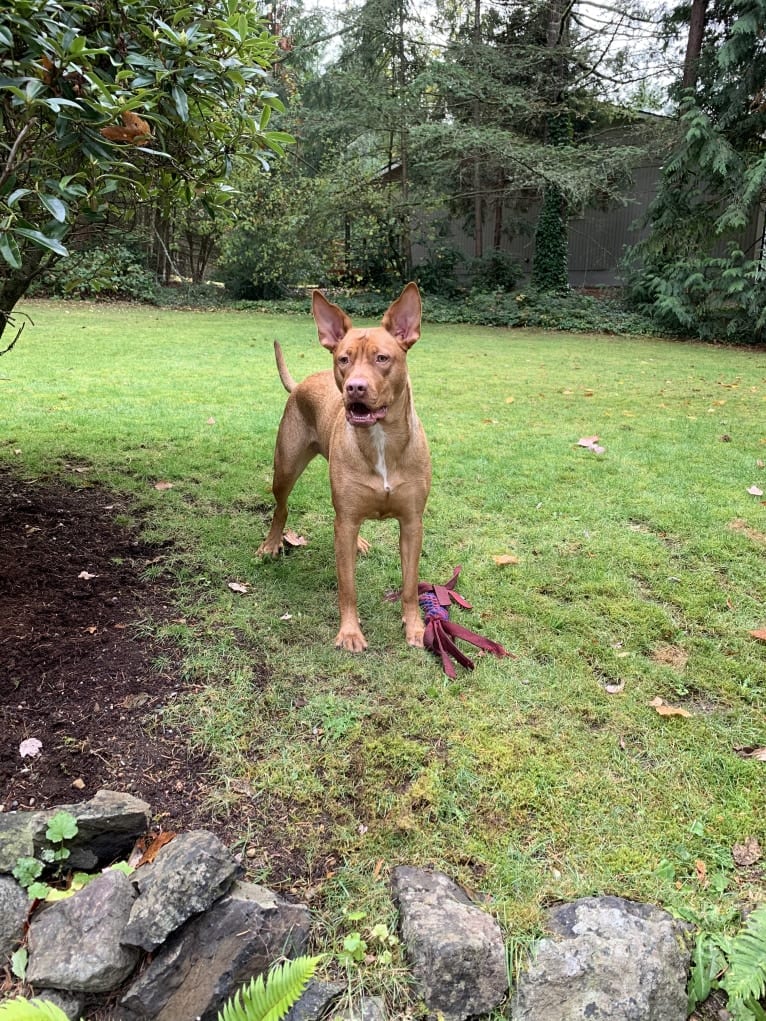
370, 424, 391, 492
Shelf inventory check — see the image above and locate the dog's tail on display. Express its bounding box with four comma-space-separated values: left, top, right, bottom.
274, 340, 297, 393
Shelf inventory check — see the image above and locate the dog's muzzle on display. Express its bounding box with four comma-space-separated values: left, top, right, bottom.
345, 402, 388, 427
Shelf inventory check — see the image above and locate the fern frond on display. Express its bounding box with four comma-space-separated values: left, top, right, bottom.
218, 955, 320, 1021
0, 998, 70, 1021
721, 906, 766, 1004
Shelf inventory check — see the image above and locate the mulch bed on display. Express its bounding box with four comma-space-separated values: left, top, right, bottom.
0, 470, 233, 838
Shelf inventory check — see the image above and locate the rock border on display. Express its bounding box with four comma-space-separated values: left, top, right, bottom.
0, 790, 692, 1021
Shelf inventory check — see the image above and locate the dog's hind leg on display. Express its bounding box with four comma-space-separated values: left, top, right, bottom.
257, 401, 318, 556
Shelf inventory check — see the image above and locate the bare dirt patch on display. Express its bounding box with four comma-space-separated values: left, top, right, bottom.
651, 643, 689, 672
0, 471, 237, 842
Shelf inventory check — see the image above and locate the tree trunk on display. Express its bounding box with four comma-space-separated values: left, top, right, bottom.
0, 245, 47, 345
473, 0, 483, 259
397, 0, 413, 279
532, 0, 571, 293
682, 0, 707, 90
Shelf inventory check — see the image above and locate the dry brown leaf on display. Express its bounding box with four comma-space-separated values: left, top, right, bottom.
283, 530, 308, 547
605, 681, 625, 694
650, 696, 692, 718
493, 554, 520, 566
135, 831, 176, 867
695, 859, 709, 887
732, 837, 762, 867
734, 745, 766, 761
228, 581, 249, 594
154, 481, 173, 491
749, 628, 766, 642
100, 110, 152, 145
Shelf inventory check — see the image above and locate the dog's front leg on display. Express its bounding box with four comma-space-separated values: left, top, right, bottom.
334, 516, 368, 652
399, 515, 425, 648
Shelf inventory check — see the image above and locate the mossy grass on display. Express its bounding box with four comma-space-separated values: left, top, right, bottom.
4, 299, 765, 994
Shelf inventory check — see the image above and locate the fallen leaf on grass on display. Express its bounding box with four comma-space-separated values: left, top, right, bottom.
493, 554, 520, 566
747, 485, 764, 497
734, 745, 766, 761
695, 859, 709, 887
605, 681, 625, 694
283, 530, 307, 548
649, 696, 692, 718
154, 481, 173, 491
577, 436, 605, 454
732, 837, 762, 867
228, 581, 249, 594
19, 738, 42, 758
749, 628, 766, 642
280, 613, 292, 621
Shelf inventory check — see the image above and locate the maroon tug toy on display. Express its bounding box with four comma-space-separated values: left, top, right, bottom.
416, 566, 509, 677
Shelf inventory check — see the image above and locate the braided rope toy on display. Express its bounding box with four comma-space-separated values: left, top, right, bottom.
416, 566, 509, 678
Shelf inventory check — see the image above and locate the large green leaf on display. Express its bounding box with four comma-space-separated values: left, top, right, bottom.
217, 956, 320, 1021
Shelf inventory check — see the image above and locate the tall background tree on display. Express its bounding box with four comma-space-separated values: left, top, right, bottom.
625, 0, 766, 342
0, 0, 290, 342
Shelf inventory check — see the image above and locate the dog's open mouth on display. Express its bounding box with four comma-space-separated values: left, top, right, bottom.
345, 402, 388, 427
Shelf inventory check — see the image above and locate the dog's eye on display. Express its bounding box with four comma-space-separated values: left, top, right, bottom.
337, 355, 350, 367
376, 354, 390, 364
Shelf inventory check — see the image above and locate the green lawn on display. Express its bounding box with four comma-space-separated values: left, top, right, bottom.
4, 299, 766, 993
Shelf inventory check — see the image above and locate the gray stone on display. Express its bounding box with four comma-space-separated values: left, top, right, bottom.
336, 996, 387, 1021
0, 812, 42, 873
0, 790, 150, 875
120, 879, 311, 1020
511, 895, 691, 1021
35, 989, 86, 1021
285, 979, 345, 1021
123, 830, 238, 951
56, 790, 151, 869
391, 866, 508, 1021
0, 876, 28, 961
26, 868, 139, 992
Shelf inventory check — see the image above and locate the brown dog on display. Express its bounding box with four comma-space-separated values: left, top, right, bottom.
257, 283, 431, 652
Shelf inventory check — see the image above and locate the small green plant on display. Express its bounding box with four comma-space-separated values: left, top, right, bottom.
10, 948, 28, 982
688, 906, 766, 1020
12, 811, 78, 900
217, 955, 320, 1021
336, 910, 400, 971
0, 998, 69, 1020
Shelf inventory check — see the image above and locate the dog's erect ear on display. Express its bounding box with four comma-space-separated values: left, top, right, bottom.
313, 290, 353, 351
381, 282, 421, 349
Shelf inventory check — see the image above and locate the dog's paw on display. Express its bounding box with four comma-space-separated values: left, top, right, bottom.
256, 539, 283, 557
356, 535, 371, 556
404, 620, 425, 648
335, 628, 369, 652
